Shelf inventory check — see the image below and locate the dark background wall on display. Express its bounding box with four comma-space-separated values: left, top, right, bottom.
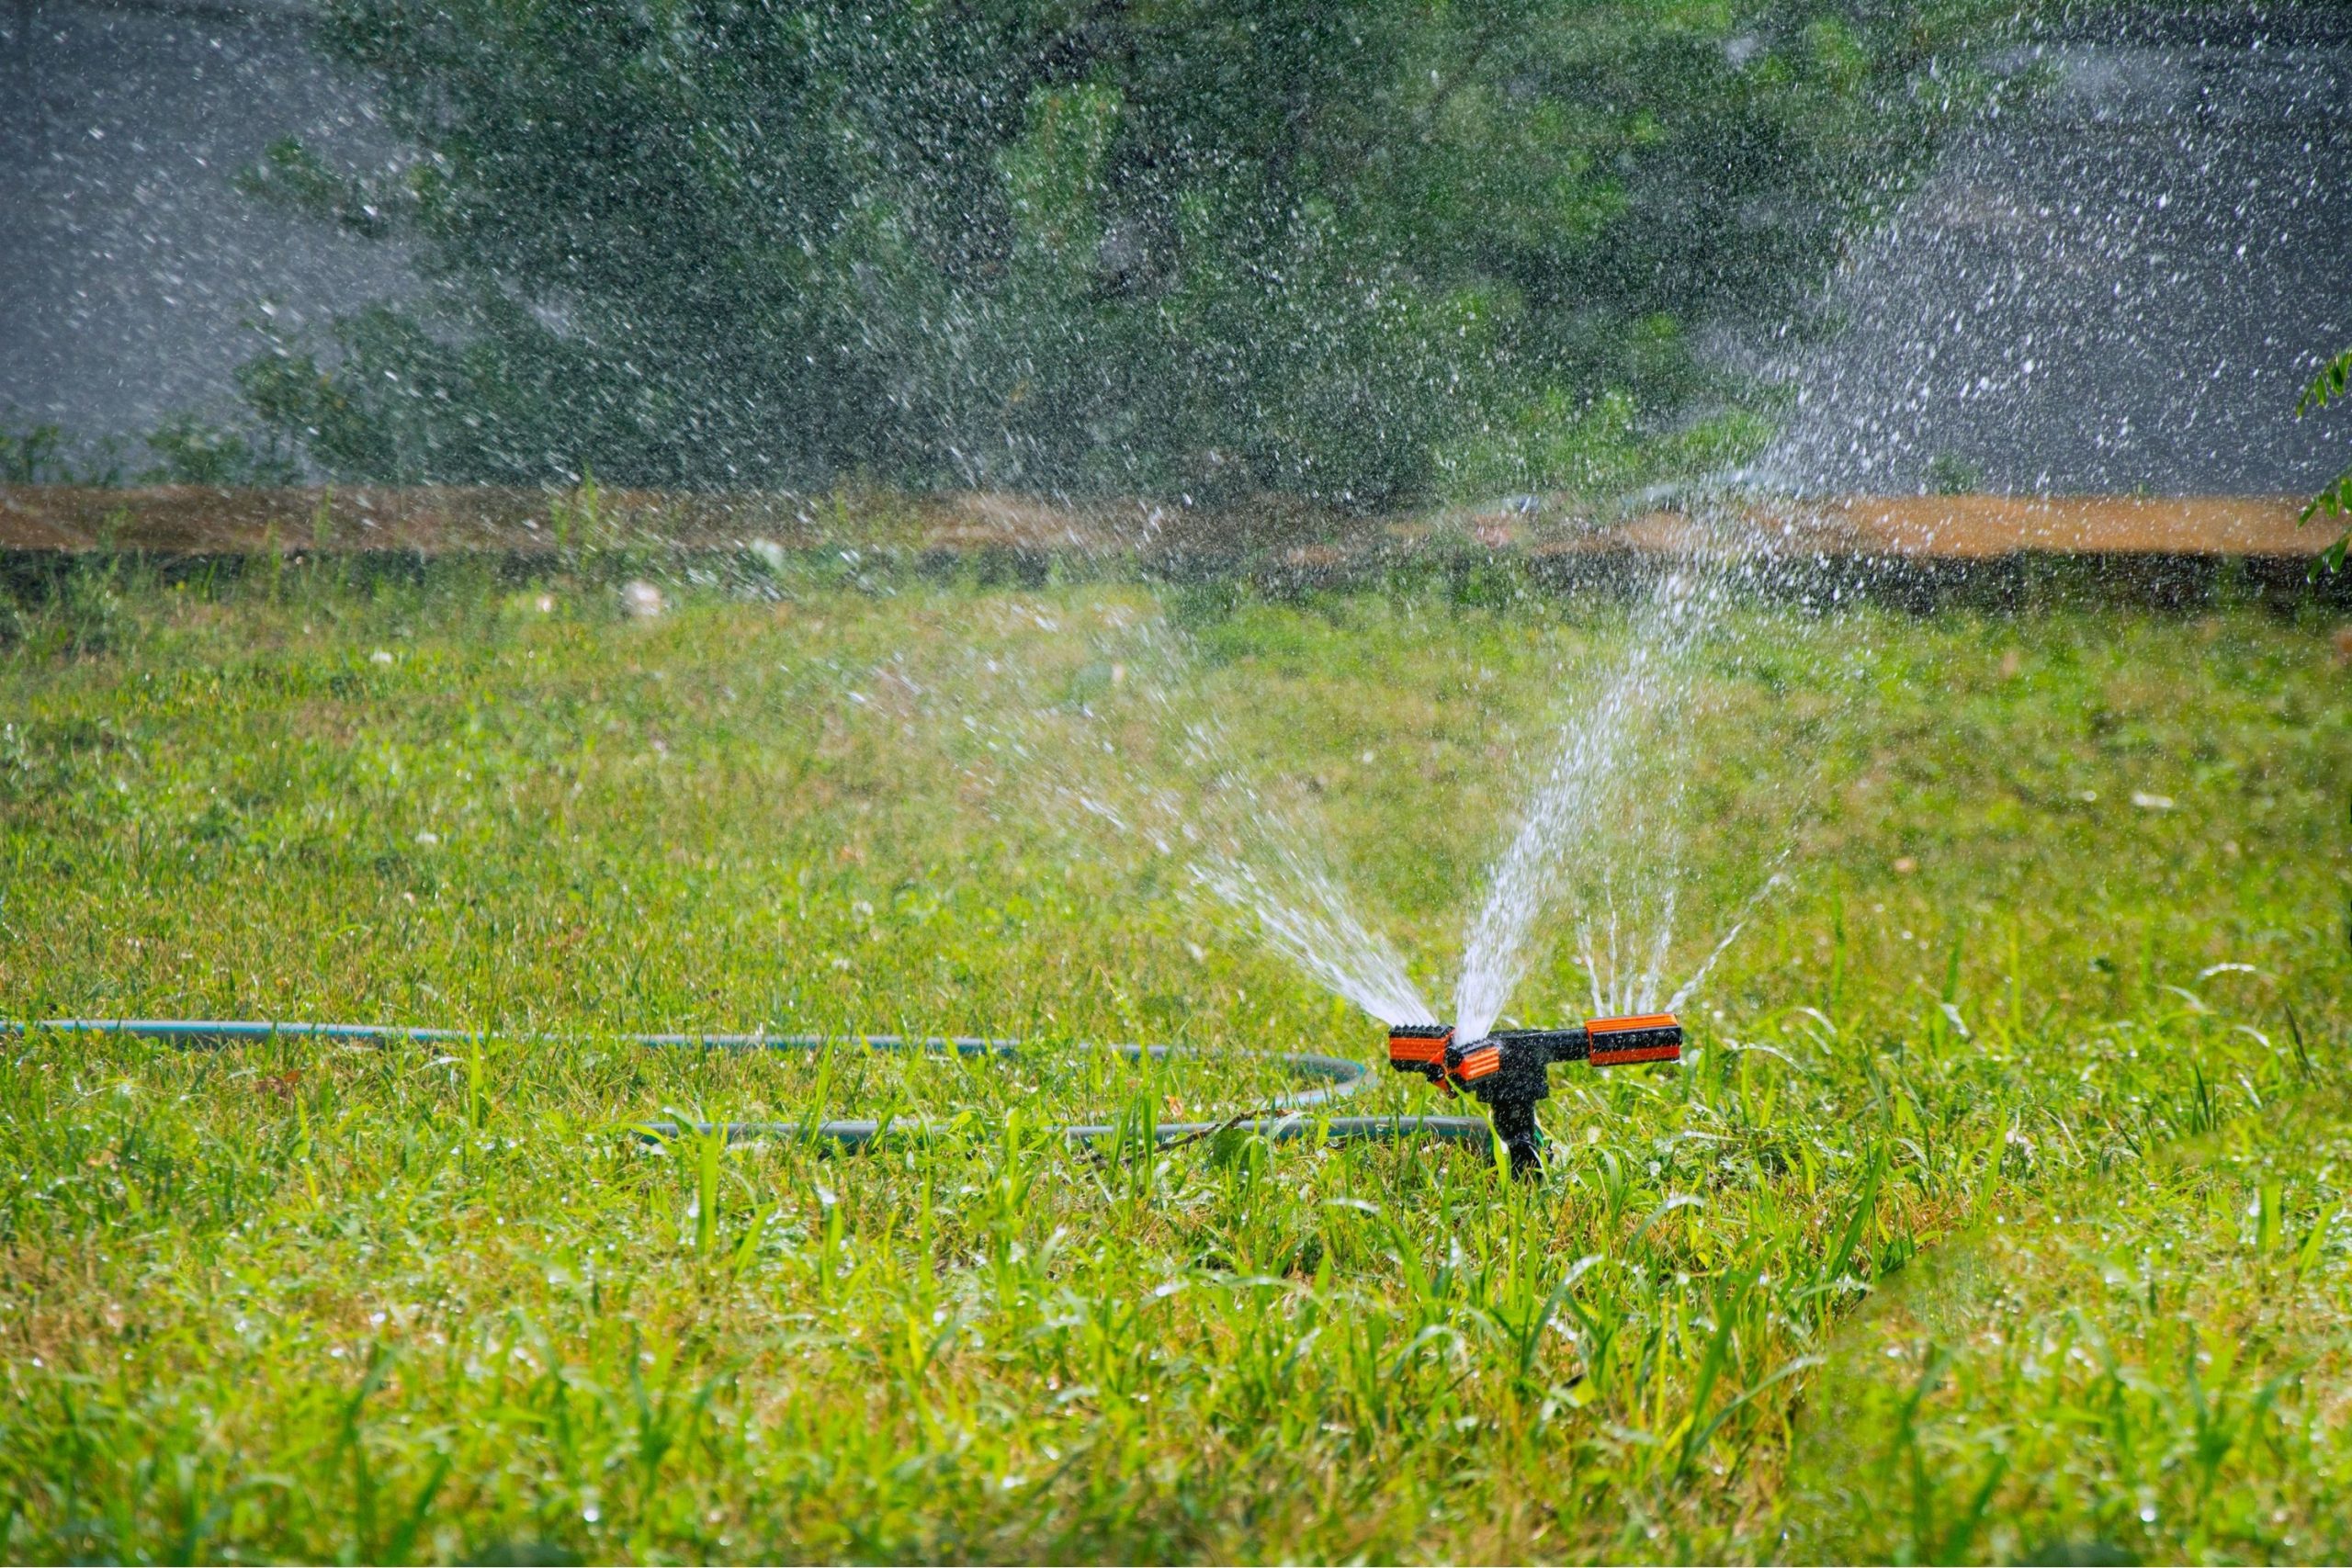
1, 0, 408, 444
5, 0, 2348, 495
1756, 5, 2352, 495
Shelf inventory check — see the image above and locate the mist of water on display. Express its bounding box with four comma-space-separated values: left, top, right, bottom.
1451, 565, 1715, 1041
950, 609, 1438, 1027
1188, 806, 1439, 1029
949, 518, 1819, 1045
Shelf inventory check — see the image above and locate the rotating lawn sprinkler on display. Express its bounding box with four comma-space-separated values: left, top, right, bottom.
1388, 1014, 1683, 1177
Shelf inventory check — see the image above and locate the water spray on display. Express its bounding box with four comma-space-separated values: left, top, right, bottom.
1388, 1013, 1684, 1176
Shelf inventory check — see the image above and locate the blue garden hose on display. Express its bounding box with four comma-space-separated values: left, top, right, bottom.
4, 1018, 1497, 1154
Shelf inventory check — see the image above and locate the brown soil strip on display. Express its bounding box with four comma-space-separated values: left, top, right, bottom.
0, 484, 2327, 560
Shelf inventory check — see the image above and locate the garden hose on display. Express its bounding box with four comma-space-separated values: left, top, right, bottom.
8, 1012, 1682, 1171
3, 1017, 1497, 1155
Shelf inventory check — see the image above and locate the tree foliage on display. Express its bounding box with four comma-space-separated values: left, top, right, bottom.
2296, 347, 2352, 575
243, 0, 2011, 502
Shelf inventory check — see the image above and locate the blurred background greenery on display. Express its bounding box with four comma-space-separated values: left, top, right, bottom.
222, 0, 2019, 503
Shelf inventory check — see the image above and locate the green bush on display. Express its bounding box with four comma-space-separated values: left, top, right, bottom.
237, 0, 2017, 504
0, 415, 125, 486
140, 413, 302, 487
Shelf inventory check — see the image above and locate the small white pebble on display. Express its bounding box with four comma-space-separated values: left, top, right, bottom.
622, 581, 665, 619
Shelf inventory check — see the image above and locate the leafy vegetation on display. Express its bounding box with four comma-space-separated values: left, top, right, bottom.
0, 557, 2344, 1560
234, 0, 2019, 502
0, 412, 298, 489
0, 417, 122, 488
136, 415, 302, 489
2296, 347, 2352, 575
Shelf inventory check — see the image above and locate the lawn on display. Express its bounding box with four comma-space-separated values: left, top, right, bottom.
0, 552, 2346, 1562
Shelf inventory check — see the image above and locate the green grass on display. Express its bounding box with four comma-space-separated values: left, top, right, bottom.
1785, 1079, 2352, 1563
0, 558, 2346, 1562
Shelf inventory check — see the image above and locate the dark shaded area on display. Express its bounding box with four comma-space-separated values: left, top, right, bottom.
1760, 4, 2352, 495
6, 0, 2351, 501
0, 1, 409, 443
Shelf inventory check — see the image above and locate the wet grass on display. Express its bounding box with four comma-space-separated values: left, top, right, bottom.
1784, 1077, 2352, 1564
0, 558, 2346, 1562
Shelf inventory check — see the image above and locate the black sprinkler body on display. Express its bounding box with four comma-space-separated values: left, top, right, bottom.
1387, 1014, 1683, 1176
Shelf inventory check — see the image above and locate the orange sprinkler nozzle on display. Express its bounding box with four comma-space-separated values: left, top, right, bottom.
1386, 1023, 1451, 1065
1584, 1013, 1684, 1066
1387, 1023, 1455, 1090
1453, 1041, 1504, 1081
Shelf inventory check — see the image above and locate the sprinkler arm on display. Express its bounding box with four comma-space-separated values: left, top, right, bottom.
1387, 1014, 1683, 1177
